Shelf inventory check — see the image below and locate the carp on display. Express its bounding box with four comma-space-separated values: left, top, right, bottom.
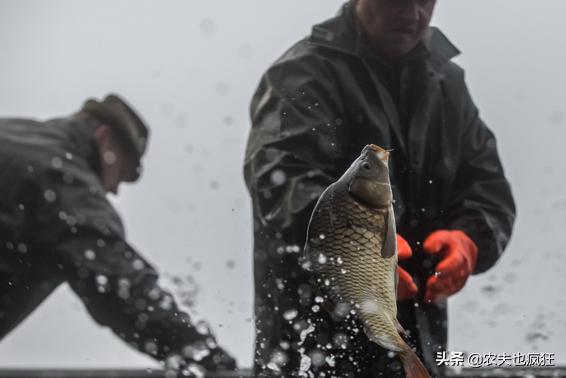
304, 144, 430, 378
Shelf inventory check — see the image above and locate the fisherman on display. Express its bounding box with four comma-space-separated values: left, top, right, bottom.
244, 0, 516, 377
0, 94, 236, 373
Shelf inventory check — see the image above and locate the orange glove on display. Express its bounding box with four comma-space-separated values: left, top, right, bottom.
423, 230, 478, 303
396, 234, 418, 301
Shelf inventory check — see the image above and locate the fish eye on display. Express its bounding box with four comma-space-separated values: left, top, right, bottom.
362, 161, 372, 170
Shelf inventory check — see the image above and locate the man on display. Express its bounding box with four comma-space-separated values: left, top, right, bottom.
0, 94, 236, 373
244, 1, 515, 377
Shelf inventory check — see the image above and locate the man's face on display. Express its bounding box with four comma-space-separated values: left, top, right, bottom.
354, 0, 437, 59
94, 126, 135, 194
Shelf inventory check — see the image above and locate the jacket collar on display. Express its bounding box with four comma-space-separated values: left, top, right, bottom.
58, 116, 102, 176
310, 2, 460, 72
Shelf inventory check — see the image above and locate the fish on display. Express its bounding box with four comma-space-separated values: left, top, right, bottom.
303, 144, 430, 378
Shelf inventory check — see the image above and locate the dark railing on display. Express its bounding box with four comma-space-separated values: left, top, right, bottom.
0, 368, 565, 378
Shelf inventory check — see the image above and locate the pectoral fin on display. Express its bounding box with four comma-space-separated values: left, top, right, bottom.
302, 241, 314, 272
381, 207, 397, 258
395, 268, 399, 295
394, 317, 409, 339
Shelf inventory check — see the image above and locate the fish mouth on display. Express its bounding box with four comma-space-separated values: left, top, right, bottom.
366, 144, 393, 161
368, 144, 388, 153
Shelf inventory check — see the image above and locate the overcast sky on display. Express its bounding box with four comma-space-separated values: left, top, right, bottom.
0, 0, 565, 369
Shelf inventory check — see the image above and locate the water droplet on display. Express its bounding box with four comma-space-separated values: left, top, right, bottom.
44, 189, 57, 202
223, 115, 234, 125
96, 275, 108, 285
270, 169, 287, 186
103, 151, 117, 164
159, 295, 173, 310
298, 354, 312, 376
310, 349, 326, 367
283, 309, 298, 321
267, 362, 281, 372
195, 320, 210, 335
132, 259, 145, 270
144, 340, 158, 355
182, 341, 211, 362
186, 363, 206, 378
84, 249, 96, 260
285, 245, 301, 253
333, 333, 349, 349
199, 18, 216, 35
51, 157, 63, 169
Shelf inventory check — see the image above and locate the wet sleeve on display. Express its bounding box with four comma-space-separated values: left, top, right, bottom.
244, 55, 350, 235
35, 167, 234, 370
445, 79, 516, 274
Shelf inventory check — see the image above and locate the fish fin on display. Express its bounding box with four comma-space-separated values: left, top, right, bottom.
362, 314, 405, 352
399, 349, 431, 378
394, 318, 408, 339
302, 241, 314, 272
381, 206, 397, 258
364, 328, 404, 353
395, 268, 399, 295
303, 240, 311, 257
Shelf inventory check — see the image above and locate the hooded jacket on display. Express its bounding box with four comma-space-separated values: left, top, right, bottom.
244, 3, 515, 377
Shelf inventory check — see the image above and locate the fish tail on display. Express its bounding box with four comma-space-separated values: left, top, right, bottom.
399, 349, 431, 378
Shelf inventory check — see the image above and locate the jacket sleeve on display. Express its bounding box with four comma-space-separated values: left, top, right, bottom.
445, 78, 516, 274
244, 54, 350, 237
34, 164, 235, 370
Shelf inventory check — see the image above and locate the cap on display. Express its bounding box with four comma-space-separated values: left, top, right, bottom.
81, 93, 149, 181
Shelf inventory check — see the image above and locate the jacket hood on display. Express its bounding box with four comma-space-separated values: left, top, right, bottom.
309, 2, 460, 71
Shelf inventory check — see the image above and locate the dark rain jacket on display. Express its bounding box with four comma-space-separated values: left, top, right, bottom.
0, 116, 235, 371
244, 4, 515, 377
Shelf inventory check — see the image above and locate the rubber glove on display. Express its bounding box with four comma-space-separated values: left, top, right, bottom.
423, 230, 478, 303
397, 234, 418, 301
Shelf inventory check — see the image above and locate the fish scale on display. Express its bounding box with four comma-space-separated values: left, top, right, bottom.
304, 144, 431, 377
308, 189, 401, 349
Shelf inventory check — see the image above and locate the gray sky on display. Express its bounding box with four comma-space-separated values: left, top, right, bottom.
0, 0, 565, 369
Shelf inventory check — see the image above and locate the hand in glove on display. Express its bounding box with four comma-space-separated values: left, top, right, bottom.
423, 230, 478, 303
396, 234, 418, 301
